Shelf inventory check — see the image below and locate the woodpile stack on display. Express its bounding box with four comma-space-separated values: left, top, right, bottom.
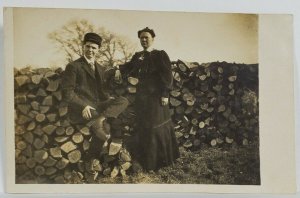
108, 60, 259, 149
169, 60, 259, 149
14, 67, 132, 184
14, 60, 259, 183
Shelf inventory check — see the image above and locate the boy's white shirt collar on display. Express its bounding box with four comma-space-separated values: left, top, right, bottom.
83, 55, 95, 65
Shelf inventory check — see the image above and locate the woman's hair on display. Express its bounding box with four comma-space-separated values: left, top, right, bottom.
138, 27, 156, 38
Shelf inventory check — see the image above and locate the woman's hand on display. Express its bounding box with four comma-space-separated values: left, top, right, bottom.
82, 105, 96, 120
161, 97, 169, 106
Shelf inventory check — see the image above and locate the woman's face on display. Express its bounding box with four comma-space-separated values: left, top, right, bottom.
139, 32, 154, 50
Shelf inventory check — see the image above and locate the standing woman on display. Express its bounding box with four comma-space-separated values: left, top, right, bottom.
115, 27, 180, 171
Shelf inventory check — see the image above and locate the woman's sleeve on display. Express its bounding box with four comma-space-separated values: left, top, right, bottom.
119, 53, 138, 78
159, 50, 173, 98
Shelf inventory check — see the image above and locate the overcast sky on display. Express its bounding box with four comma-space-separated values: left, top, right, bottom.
13, 8, 258, 68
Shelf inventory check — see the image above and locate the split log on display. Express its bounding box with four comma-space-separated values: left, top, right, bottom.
68, 150, 81, 164
210, 139, 217, 147
15, 94, 27, 104
65, 126, 75, 136
45, 167, 57, 176
109, 140, 122, 156
72, 133, 84, 144
82, 139, 90, 151
16, 141, 27, 151
53, 91, 62, 101
43, 156, 57, 167
25, 158, 36, 169
50, 147, 62, 158
127, 77, 138, 85
46, 80, 60, 92
120, 162, 131, 171
42, 96, 53, 106
31, 74, 43, 84
80, 127, 90, 136
16, 155, 27, 164
110, 166, 119, 178
34, 150, 48, 164
127, 86, 136, 94
55, 126, 65, 136
15, 75, 30, 87
33, 138, 45, 150
42, 134, 49, 144
33, 125, 43, 136
17, 104, 31, 115
46, 113, 57, 122
22, 146, 33, 158
34, 165, 45, 176
26, 121, 36, 131
17, 115, 31, 125
22, 132, 34, 144
36, 88, 47, 97
35, 113, 46, 123
56, 158, 69, 170
54, 136, 70, 143
61, 141, 77, 153
42, 125, 57, 135
58, 106, 68, 117
39, 106, 50, 114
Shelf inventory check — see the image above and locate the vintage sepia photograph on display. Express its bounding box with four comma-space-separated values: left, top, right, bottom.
11, 8, 260, 185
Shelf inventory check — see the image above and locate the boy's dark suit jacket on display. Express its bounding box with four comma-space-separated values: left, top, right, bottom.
62, 56, 110, 124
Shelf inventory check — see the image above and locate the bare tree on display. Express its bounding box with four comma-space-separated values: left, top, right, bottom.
48, 19, 137, 67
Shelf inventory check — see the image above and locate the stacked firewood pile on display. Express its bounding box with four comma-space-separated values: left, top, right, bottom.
14, 60, 258, 183
168, 60, 258, 149
107, 60, 259, 149
14, 67, 132, 184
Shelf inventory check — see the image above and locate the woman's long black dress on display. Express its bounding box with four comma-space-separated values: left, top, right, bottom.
120, 49, 180, 171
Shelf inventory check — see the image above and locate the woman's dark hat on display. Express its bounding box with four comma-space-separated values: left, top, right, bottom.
138, 27, 156, 38
83, 32, 102, 46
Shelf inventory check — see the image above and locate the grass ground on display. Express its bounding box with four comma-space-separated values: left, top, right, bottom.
96, 141, 260, 185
